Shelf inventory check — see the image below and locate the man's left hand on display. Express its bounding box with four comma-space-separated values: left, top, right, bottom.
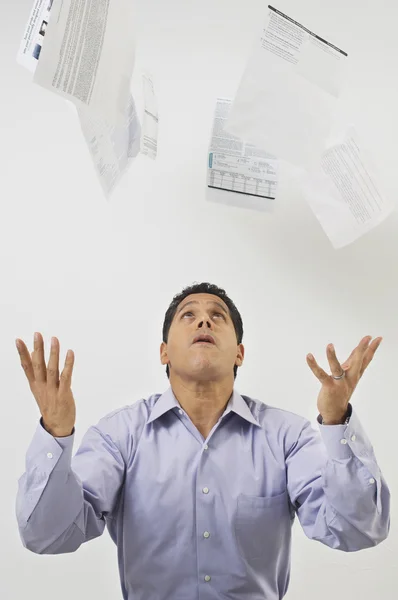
307, 336, 383, 425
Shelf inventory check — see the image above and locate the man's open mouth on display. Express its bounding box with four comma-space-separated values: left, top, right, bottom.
193, 334, 215, 345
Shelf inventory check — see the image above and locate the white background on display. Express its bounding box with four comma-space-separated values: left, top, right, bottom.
0, 0, 397, 598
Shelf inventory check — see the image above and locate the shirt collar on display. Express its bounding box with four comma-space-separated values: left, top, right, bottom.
147, 387, 261, 428
147, 388, 180, 424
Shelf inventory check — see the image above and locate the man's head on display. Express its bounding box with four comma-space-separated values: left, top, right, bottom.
160, 283, 244, 383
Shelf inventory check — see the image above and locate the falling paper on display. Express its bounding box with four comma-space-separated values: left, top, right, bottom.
17, 0, 158, 197
207, 98, 277, 210
300, 127, 395, 248
79, 73, 158, 196
226, 5, 348, 168
32, 0, 136, 123
78, 95, 141, 197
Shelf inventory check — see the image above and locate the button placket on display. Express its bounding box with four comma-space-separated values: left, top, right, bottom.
197, 454, 211, 583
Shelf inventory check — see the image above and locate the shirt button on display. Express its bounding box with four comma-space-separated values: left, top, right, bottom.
47, 452, 53, 459
351, 435, 356, 442
204, 575, 211, 582
204, 444, 209, 450
203, 531, 210, 538
202, 487, 209, 494
369, 478, 375, 484
340, 439, 348, 445
179, 409, 183, 415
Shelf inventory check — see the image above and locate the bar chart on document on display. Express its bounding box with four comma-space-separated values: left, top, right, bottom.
208, 152, 277, 199
207, 99, 277, 202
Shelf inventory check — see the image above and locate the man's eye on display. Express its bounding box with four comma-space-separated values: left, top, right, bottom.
213, 313, 224, 319
182, 311, 194, 318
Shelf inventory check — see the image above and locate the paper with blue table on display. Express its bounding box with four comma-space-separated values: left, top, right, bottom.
220, 5, 394, 247
207, 98, 278, 213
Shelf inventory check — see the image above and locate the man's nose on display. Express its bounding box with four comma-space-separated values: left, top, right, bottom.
198, 318, 212, 329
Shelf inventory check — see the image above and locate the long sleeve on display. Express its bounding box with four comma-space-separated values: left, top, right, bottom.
16, 418, 125, 555
286, 407, 390, 551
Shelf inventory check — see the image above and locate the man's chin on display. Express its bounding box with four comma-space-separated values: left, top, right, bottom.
186, 360, 222, 381
170, 358, 232, 382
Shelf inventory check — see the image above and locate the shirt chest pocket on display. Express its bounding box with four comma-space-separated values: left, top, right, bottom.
234, 490, 292, 563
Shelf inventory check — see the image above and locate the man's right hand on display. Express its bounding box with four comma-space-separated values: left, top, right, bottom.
16, 333, 76, 437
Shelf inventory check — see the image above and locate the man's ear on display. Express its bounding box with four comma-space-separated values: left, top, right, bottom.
160, 342, 169, 366
235, 344, 245, 367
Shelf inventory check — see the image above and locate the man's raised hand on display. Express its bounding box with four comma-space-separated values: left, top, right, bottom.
16, 333, 76, 437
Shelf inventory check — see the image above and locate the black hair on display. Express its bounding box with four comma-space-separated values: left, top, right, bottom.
162, 282, 243, 379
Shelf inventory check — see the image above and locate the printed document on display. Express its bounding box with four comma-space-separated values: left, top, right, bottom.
17, 0, 157, 197
31, 0, 135, 122
300, 128, 395, 248
208, 98, 277, 208
79, 73, 158, 196
226, 5, 348, 167
78, 95, 141, 197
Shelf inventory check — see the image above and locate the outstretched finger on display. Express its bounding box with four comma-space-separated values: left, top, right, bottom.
360, 337, 382, 377
350, 336, 372, 374
32, 332, 47, 383
59, 349, 75, 393
15, 339, 35, 386
326, 344, 344, 378
47, 337, 60, 389
306, 353, 330, 384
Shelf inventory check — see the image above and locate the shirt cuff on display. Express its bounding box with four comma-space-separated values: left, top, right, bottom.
25, 419, 75, 473
318, 403, 353, 459
318, 406, 382, 512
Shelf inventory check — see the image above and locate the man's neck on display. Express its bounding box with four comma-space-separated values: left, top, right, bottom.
170, 376, 234, 439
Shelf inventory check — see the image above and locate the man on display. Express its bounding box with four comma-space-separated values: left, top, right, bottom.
16, 282, 390, 600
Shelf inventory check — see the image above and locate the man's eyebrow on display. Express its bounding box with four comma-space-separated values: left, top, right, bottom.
176, 300, 229, 316
177, 300, 199, 315
208, 301, 229, 315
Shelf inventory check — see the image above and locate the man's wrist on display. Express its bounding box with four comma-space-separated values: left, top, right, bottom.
319, 404, 352, 426
322, 416, 346, 425
40, 417, 74, 437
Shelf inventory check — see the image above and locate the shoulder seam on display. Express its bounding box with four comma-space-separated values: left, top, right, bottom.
243, 396, 305, 420
102, 399, 146, 422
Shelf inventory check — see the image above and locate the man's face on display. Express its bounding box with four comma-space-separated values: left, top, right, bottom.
160, 293, 244, 382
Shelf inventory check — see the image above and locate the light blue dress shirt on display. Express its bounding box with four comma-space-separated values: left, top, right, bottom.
16, 388, 390, 600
